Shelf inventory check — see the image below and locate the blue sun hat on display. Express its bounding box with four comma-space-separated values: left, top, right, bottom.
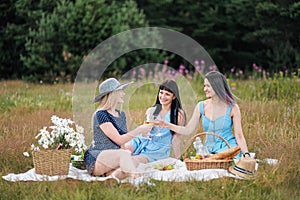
93, 78, 133, 103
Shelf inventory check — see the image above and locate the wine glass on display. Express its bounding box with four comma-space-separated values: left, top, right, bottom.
145, 113, 155, 125
152, 114, 163, 137
142, 113, 155, 140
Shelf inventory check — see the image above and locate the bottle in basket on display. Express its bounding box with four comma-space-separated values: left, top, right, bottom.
193, 137, 210, 159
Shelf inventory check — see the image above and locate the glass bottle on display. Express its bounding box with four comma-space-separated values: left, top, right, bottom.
193, 137, 210, 159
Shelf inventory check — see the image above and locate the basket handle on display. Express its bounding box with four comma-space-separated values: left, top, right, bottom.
183, 132, 231, 159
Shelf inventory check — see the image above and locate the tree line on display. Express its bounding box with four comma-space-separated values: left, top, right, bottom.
1, 0, 299, 83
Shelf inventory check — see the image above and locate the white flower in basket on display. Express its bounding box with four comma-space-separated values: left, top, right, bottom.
31, 115, 87, 176
31, 115, 87, 154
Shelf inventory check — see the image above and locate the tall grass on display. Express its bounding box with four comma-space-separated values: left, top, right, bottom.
0, 79, 299, 200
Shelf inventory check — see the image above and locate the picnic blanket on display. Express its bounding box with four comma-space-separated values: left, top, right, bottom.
2, 157, 274, 186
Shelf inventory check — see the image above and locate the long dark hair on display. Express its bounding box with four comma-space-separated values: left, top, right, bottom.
153, 80, 185, 134
205, 71, 237, 105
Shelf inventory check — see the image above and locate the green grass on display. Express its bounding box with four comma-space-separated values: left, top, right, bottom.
0, 79, 299, 200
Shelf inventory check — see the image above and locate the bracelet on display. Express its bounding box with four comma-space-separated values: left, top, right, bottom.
243, 152, 250, 157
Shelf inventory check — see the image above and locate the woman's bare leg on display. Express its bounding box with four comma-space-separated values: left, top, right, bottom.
131, 155, 149, 166
92, 162, 114, 176
93, 149, 136, 176
123, 143, 134, 153
111, 155, 149, 179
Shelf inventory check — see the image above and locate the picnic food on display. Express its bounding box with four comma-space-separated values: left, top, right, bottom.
154, 164, 175, 171
204, 146, 241, 160
184, 133, 239, 170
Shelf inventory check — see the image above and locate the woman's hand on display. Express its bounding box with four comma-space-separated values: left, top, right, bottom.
138, 123, 153, 135
125, 123, 154, 139
157, 120, 170, 128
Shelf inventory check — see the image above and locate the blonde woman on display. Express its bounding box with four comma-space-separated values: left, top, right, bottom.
84, 78, 153, 177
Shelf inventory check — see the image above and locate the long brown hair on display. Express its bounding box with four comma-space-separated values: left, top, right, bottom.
205, 71, 237, 105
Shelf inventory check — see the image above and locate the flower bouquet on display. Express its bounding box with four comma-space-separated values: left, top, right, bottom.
31, 115, 87, 175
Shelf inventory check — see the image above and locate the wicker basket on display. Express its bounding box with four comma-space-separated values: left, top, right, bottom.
32, 149, 72, 176
183, 132, 234, 170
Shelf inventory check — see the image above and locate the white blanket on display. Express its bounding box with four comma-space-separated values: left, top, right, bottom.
2, 158, 237, 185
2, 157, 269, 186
2, 165, 111, 182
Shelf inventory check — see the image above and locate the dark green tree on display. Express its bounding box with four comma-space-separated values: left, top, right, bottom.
248, 1, 300, 71
21, 0, 166, 83
0, 0, 57, 79
136, 0, 300, 72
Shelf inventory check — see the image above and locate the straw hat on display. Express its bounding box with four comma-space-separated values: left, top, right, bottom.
228, 157, 257, 179
93, 78, 133, 103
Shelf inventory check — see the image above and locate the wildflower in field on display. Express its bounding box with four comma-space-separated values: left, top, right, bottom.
131, 69, 136, 79
139, 67, 146, 76
179, 64, 185, 74
23, 152, 30, 157
230, 82, 237, 91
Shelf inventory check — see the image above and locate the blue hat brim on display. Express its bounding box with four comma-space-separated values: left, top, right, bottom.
93, 81, 133, 103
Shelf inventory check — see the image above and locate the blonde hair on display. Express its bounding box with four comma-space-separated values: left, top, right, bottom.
97, 90, 122, 110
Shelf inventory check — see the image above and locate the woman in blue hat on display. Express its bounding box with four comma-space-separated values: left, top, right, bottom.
84, 78, 153, 177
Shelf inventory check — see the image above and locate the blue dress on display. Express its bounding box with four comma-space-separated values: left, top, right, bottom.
84, 110, 127, 175
199, 101, 242, 159
126, 111, 173, 162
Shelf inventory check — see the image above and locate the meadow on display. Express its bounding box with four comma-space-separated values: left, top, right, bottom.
0, 75, 299, 200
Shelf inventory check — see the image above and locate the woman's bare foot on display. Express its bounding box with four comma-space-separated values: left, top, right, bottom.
104, 169, 115, 176
129, 171, 142, 179
111, 168, 130, 180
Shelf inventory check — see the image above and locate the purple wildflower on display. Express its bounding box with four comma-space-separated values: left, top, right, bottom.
139, 68, 146, 76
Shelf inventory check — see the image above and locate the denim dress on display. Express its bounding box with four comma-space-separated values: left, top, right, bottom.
126, 111, 173, 162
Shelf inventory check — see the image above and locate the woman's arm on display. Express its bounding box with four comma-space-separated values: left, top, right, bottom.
231, 104, 249, 156
100, 122, 153, 146
172, 109, 186, 159
161, 103, 201, 135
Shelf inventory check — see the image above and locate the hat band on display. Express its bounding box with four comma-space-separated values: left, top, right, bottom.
233, 166, 254, 175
